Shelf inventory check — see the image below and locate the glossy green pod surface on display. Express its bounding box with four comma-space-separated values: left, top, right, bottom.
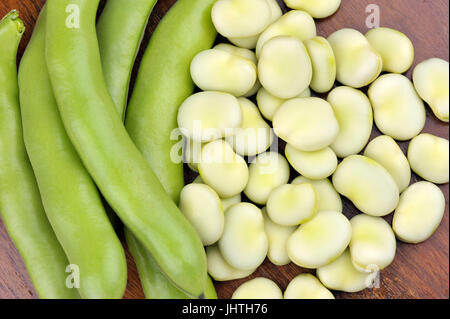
45, 0, 207, 297
97, 0, 158, 119
0, 10, 79, 299
125, 0, 217, 202
19, 7, 127, 299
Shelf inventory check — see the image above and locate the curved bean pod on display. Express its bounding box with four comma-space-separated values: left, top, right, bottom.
19, 7, 127, 299
0, 10, 79, 299
45, 0, 206, 297
125, 228, 217, 299
97, 0, 218, 298
125, 0, 217, 202
97, 0, 157, 119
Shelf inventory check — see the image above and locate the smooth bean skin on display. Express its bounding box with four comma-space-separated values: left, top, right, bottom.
364, 135, 411, 192
365, 27, 414, 74
292, 177, 342, 213
413, 58, 449, 122
393, 181, 445, 244
232, 278, 283, 299
332, 155, 399, 217
328, 28, 382, 88
0, 11, 78, 299
407, 133, 449, 184
20, 7, 126, 299
206, 245, 255, 281
99, 0, 214, 299
227, 0, 282, 50
327, 86, 373, 158
125, 229, 217, 299
284, 274, 334, 299
46, 0, 207, 297
125, 228, 188, 299
284, 0, 341, 18
262, 208, 296, 266
97, 0, 157, 119
126, 0, 217, 202
317, 249, 378, 293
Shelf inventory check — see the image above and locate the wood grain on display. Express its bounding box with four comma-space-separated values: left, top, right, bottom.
0, 0, 448, 299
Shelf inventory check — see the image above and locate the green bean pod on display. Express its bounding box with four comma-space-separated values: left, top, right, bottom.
97, 0, 158, 119
96, 0, 217, 298
45, 0, 206, 297
19, 7, 127, 299
125, 228, 216, 299
0, 10, 79, 299
125, 0, 217, 203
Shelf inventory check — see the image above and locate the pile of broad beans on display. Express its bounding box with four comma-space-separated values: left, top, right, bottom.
0, 0, 448, 299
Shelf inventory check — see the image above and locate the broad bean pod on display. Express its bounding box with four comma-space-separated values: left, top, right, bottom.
19, 6, 127, 299
97, 0, 158, 119
125, 0, 217, 202
0, 10, 79, 299
45, 0, 207, 298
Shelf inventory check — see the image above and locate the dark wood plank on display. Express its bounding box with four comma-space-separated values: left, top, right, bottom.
0, 0, 448, 299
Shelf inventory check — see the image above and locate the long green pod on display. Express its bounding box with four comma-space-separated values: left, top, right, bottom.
97, 0, 158, 119
125, 228, 188, 299
19, 8, 127, 299
0, 10, 79, 299
205, 276, 218, 299
125, 0, 217, 203
125, 229, 217, 299
45, 0, 206, 297
96, 0, 217, 299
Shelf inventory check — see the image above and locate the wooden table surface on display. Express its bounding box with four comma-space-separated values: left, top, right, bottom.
0, 0, 448, 299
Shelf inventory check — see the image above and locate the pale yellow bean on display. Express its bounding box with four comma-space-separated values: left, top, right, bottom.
262, 208, 296, 266
365, 27, 414, 73
284, 274, 335, 299
244, 152, 290, 205
256, 87, 311, 121
304, 36, 336, 93
258, 36, 312, 99
327, 86, 373, 158
413, 58, 449, 122
177, 91, 242, 142
332, 155, 399, 217
199, 140, 249, 198
287, 211, 351, 268
285, 145, 338, 179
284, 0, 341, 19
393, 181, 445, 244
190, 49, 257, 96
407, 133, 449, 184
266, 183, 317, 226
213, 43, 261, 97
256, 10, 316, 56
212, 0, 272, 38
219, 203, 268, 270
317, 249, 379, 293
228, 0, 283, 50
364, 135, 411, 192
273, 97, 339, 152
179, 184, 224, 246
368, 74, 425, 141
232, 277, 283, 299
350, 214, 396, 272
206, 245, 255, 281
328, 28, 382, 88
225, 98, 274, 156
192, 176, 242, 212
292, 176, 342, 213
